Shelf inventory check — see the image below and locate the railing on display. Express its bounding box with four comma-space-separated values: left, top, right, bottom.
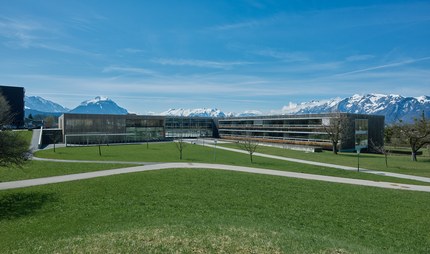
219, 134, 331, 143
218, 124, 323, 128
38, 126, 43, 149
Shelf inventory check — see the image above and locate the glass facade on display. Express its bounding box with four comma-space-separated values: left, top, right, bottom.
165, 117, 214, 138
59, 113, 384, 152
61, 114, 165, 145
218, 114, 384, 151
218, 116, 331, 147
355, 119, 369, 149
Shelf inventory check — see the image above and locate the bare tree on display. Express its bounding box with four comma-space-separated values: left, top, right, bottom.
92, 134, 107, 156
51, 131, 62, 153
321, 113, 351, 154
237, 136, 259, 163
174, 138, 187, 160
394, 111, 430, 161
370, 139, 389, 167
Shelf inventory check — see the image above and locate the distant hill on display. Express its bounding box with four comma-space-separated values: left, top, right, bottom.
69, 96, 128, 115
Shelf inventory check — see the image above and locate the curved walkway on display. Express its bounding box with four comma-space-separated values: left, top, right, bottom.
194, 139, 430, 184
2, 162, 430, 192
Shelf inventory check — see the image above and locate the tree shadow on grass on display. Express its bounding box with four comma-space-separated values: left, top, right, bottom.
0, 192, 58, 220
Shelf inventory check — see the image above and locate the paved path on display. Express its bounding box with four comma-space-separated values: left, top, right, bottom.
194, 139, 430, 184
2, 162, 430, 192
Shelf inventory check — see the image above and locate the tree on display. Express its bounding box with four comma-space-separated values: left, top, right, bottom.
394, 111, 430, 161
43, 116, 56, 128
96, 134, 107, 156
50, 131, 62, 153
0, 93, 12, 128
0, 94, 30, 166
321, 113, 351, 154
237, 136, 259, 163
174, 138, 187, 160
370, 139, 389, 167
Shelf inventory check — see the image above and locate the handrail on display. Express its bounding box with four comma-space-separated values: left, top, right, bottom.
38, 126, 43, 149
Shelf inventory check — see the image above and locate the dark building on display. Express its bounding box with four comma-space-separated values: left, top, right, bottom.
0, 85, 25, 128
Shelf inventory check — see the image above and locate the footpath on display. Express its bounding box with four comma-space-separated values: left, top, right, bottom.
2, 162, 430, 192
192, 139, 430, 184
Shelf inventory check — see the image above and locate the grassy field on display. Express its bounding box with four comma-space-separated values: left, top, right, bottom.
15, 129, 33, 143
1, 169, 429, 253
220, 143, 430, 178
0, 161, 134, 182
34, 143, 430, 185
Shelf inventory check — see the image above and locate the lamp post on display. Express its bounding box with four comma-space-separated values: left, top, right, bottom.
357, 148, 361, 172
213, 139, 217, 161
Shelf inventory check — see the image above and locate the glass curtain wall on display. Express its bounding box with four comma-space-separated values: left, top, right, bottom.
165, 117, 214, 138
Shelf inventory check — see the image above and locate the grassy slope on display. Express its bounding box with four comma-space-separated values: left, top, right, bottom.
0, 169, 429, 253
220, 143, 430, 178
15, 129, 33, 143
0, 161, 134, 182
0, 130, 134, 181
34, 143, 430, 186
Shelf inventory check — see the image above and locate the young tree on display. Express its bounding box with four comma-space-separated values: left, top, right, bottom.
237, 136, 259, 163
394, 112, 430, 161
370, 139, 389, 167
321, 113, 352, 154
96, 134, 107, 156
174, 138, 187, 160
50, 131, 62, 153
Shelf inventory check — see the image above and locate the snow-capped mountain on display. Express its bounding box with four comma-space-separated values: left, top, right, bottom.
25, 96, 69, 113
160, 108, 226, 118
69, 96, 128, 115
281, 94, 430, 123
281, 98, 342, 114
236, 110, 263, 117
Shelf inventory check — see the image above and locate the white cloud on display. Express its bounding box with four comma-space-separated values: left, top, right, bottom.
153, 58, 253, 69
254, 49, 309, 62
346, 54, 375, 62
102, 66, 157, 75
335, 56, 430, 76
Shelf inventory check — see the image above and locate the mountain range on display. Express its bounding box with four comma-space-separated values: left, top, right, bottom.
280, 94, 429, 123
24, 94, 429, 124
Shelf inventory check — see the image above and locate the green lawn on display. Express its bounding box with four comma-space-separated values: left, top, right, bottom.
34, 143, 430, 186
15, 129, 33, 143
0, 161, 134, 182
1, 169, 429, 253
220, 143, 430, 178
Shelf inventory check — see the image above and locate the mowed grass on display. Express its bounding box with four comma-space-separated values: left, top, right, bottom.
0, 161, 134, 182
34, 143, 430, 186
220, 143, 430, 178
15, 129, 33, 143
0, 169, 429, 253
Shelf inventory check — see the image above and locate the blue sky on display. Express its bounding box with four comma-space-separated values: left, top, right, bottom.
1, 0, 429, 114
